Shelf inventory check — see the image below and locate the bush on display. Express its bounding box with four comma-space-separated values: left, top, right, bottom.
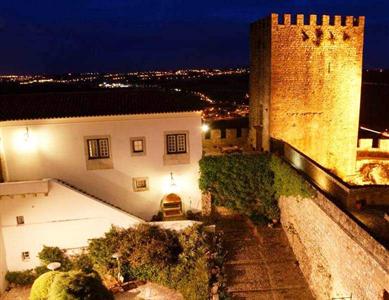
5, 270, 36, 286
88, 224, 224, 300
30, 271, 58, 300
88, 224, 181, 277
30, 271, 113, 300
38, 246, 72, 271
71, 253, 94, 273
199, 153, 277, 220
151, 211, 163, 221
270, 155, 316, 200
199, 153, 317, 221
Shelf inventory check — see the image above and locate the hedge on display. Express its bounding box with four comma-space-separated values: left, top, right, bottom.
199, 153, 316, 221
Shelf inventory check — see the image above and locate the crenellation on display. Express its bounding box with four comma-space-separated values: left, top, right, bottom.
296, 14, 304, 26
346, 16, 354, 26
310, 14, 317, 26
358, 16, 365, 27
334, 15, 342, 26
271, 13, 279, 25
283, 14, 291, 25
322, 15, 330, 26
269, 13, 364, 28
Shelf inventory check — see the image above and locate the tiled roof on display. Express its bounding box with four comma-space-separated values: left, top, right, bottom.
0, 88, 205, 121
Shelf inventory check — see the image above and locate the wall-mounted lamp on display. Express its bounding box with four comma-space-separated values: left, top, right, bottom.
201, 124, 210, 133
24, 127, 30, 142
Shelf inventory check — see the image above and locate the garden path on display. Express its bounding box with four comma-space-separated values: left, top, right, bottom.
216, 215, 314, 300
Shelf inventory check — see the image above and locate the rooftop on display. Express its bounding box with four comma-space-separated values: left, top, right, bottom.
0, 88, 205, 121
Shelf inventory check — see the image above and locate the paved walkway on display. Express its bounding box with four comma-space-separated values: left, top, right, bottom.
216, 215, 314, 300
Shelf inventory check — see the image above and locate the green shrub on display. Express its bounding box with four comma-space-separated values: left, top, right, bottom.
199, 153, 277, 220
30, 271, 113, 300
30, 271, 58, 300
38, 246, 72, 271
88, 224, 224, 300
199, 153, 316, 221
88, 224, 181, 277
5, 270, 36, 286
270, 155, 316, 199
71, 253, 94, 273
151, 211, 163, 221
34, 265, 50, 277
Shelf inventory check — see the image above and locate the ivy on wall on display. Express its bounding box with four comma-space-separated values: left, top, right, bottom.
270, 155, 316, 200
199, 153, 316, 221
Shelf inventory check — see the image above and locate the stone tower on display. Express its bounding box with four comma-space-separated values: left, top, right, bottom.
249, 13, 365, 178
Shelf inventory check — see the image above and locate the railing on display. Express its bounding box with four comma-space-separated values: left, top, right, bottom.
273, 139, 389, 208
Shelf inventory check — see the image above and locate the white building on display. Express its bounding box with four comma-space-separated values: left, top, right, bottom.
0, 88, 204, 290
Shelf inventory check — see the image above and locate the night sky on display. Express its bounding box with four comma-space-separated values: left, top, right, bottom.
0, 0, 388, 74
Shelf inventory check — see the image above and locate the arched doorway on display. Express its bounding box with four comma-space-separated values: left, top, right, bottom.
161, 193, 183, 219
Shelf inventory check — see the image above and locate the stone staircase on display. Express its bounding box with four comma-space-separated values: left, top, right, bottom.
53, 178, 144, 221
216, 215, 314, 300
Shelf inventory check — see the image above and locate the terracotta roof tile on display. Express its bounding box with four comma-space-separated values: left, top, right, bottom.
0, 89, 205, 121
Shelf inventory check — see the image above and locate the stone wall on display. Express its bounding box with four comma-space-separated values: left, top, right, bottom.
280, 192, 389, 300
357, 138, 389, 160
250, 13, 365, 178
202, 128, 248, 154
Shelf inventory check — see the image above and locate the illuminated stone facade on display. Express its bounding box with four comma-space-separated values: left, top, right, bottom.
250, 13, 365, 178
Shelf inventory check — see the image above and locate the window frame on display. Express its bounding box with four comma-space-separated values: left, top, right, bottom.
132, 177, 149, 192
16, 216, 24, 225
87, 138, 110, 160
22, 251, 30, 261
166, 133, 187, 154
130, 137, 146, 156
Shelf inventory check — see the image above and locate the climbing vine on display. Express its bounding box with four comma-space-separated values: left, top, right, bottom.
199, 153, 316, 221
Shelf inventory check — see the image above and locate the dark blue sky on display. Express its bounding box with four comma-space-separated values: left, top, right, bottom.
0, 0, 388, 74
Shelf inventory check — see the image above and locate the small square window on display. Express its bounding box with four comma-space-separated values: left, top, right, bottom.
22, 251, 30, 261
16, 216, 24, 225
130, 137, 146, 156
132, 177, 149, 192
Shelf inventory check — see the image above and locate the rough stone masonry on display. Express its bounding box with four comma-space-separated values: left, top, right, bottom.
249, 13, 365, 179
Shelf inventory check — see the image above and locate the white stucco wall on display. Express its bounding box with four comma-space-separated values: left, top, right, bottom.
0, 224, 6, 293
0, 112, 203, 220
0, 180, 143, 272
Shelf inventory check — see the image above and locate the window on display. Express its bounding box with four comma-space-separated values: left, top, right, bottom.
133, 140, 143, 152
16, 216, 24, 225
22, 251, 30, 261
220, 129, 226, 139
87, 138, 110, 159
130, 137, 146, 156
132, 177, 149, 192
237, 127, 242, 138
166, 134, 187, 154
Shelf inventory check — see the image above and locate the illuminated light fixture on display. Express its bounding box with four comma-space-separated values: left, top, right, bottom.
24, 127, 30, 142
170, 172, 177, 189
47, 262, 61, 271
201, 124, 210, 133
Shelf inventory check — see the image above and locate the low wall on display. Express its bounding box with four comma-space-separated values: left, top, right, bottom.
202, 128, 248, 147
280, 192, 389, 300
0, 228, 6, 294
283, 142, 389, 207
358, 138, 389, 160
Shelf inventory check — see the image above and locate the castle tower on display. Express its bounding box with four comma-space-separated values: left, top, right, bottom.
249, 13, 365, 178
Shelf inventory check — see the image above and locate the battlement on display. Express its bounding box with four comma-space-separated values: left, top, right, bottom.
357, 138, 389, 157
270, 13, 365, 27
